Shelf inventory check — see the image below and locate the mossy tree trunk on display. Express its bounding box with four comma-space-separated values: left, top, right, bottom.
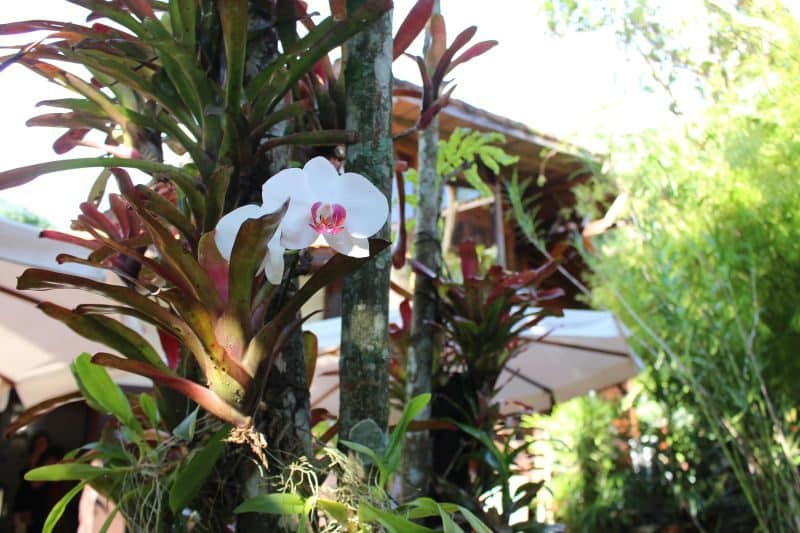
338, 0, 394, 450
236, 5, 312, 532
401, 1, 442, 500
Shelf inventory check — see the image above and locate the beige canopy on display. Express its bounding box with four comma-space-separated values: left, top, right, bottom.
306, 309, 641, 415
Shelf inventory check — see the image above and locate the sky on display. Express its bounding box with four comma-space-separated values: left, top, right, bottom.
0, 0, 672, 229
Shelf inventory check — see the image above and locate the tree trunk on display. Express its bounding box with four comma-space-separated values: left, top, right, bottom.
338, 0, 394, 449
236, 5, 311, 532
401, 1, 442, 499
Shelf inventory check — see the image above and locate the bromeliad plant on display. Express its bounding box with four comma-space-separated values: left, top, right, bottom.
412, 240, 563, 396
402, 241, 562, 529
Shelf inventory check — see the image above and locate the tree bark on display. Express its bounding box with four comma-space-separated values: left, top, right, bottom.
401, 1, 442, 499
236, 5, 311, 532
338, 0, 394, 449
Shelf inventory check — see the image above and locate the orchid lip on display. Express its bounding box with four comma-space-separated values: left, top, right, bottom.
309, 201, 346, 235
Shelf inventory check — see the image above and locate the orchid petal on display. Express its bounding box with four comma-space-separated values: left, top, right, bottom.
261, 167, 311, 212
214, 204, 265, 260
261, 235, 286, 285
333, 172, 389, 238
324, 232, 370, 258
279, 206, 318, 250
303, 156, 340, 199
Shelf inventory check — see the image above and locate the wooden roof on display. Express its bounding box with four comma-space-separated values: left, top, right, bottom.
391, 81, 604, 306
392, 80, 601, 183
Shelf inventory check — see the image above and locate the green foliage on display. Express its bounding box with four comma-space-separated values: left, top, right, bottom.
438, 128, 519, 196
504, 170, 542, 245
528, 389, 711, 531
528, 394, 624, 532
342, 393, 432, 489
0, 199, 51, 227
30, 357, 235, 531
570, 12, 800, 529
237, 394, 494, 531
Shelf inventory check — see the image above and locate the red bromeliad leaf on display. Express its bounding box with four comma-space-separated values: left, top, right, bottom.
295, 0, 310, 16
122, 0, 156, 20
448, 40, 498, 73
158, 329, 180, 370
392, 0, 434, 60
409, 54, 433, 109
310, 408, 335, 428
92, 352, 251, 427
432, 25, 477, 89
0, 20, 116, 38
5, 392, 83, 437
399, 299, 412, 331
459, 240, 479, 280
53, 128, 91, 155
90, 22, 114, 34
157, 287, 253, 390
39, 302, 167, 370
428, 13, 446, 66
418, 84, 455, 129
80, 201, 124, 240
198, 233, 230, 305
227, 201, 288, 326
133, 185, 199, 247
108, 194, 131, 236
329, 0, 346, 21
312, 60, 328, 84
17, 268, 213, 375
74, 219, 190, 292
26, 112, 109, 130
112, 168, 224, 312
40, 230, 101, 251
0, 21, 64, 34
535, 287, 565, 302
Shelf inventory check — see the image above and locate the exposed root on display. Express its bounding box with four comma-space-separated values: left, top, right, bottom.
227, 426, 269, 470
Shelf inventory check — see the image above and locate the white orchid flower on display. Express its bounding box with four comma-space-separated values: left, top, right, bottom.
215, 157, 389, 285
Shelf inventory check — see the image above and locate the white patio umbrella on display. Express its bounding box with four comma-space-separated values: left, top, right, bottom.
0, 217, 154, 411
306, 309, 642, 415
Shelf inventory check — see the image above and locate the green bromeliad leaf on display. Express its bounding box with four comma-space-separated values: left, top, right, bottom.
40, 302, 167, 370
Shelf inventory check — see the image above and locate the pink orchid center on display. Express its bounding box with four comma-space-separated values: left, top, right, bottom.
309, 201, 347, 235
